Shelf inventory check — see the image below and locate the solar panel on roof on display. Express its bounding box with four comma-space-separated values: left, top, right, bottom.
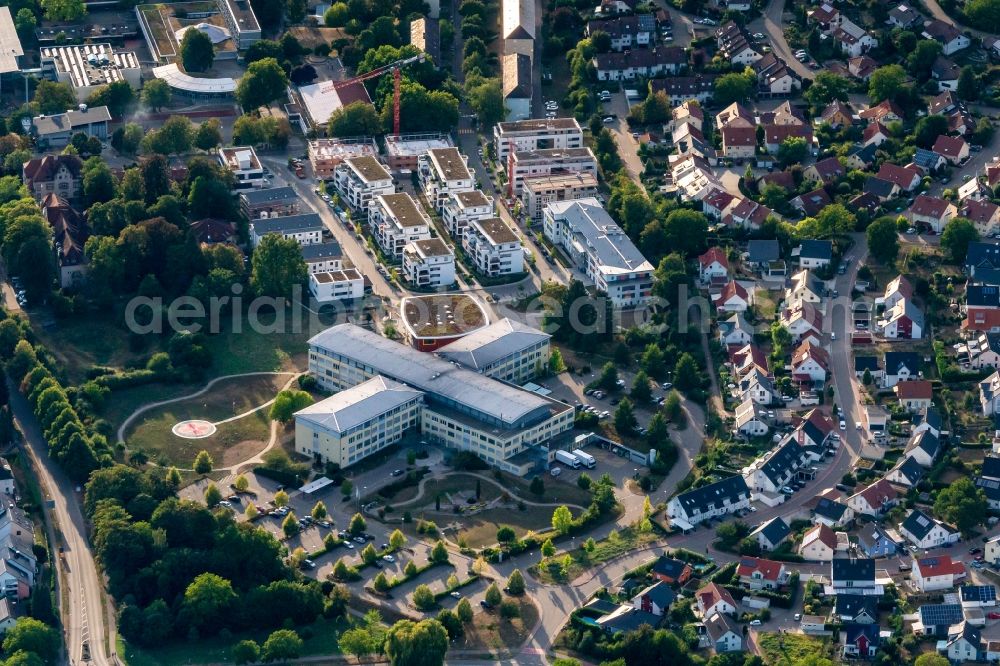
961, 586, 997, 602
919, 604, 963, 625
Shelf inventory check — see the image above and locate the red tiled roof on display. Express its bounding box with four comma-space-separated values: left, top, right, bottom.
719, 280, 749, 303
722, 125, 757, 147
964, 199, 999, 224
699, 246, 729, 269
915, 554, 965, 578
802, 523, 837, 550
851, 478, 898, 509
895, 379, 933, 399
863, 122, 889, 142
765, 124, 813, 145
793, 340, 830, 368
737, 556, 784, 581
932, 134, 967, 159
697, 582, 736, 610
910, 194, 952, 218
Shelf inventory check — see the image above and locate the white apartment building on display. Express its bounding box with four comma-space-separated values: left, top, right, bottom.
294, 376, 424, 467
494, 117, 584, 162
369, 192, 432, 259
333, 156, 395, 213
543, 198, 654, 307
521, 172, 600, 221
402, 238, 456, 288
437, 318, 551, 384
249, 213, 324, 248
309, 268, 365, 302
40, 44, 141, 100
308, 324, 575, 476
442, 190, 494, 239
418, 147, 475, 212
508, 147, 599, 195
218, 146, 264, 190
463, 217, 524, 277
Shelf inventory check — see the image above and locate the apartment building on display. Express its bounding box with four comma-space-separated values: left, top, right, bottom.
307, 137, 378, 180
249, 213, 324, 248
437, 317, 551, 384
508, 147, 598, 195
384, 133, 454, 171
369, 192, 432, 259
218, 146, 264, 190
521, 172, 599, 221
301, 241, 344, 274
402, 238, 456, 288
308, 268, 365, 302
543, 198, 654, 307
333, 156, 395, 213
462, 217, 524, 277
239, 186, 300, 219
307, 324, 575, 476
419, 147, 475, 212
442, 189, 494, 239
494, 117, 584, 162
295, 375, 424, 467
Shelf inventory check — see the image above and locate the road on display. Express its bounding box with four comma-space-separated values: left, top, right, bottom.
10, 388, 112, 666
603, 92, 645, 183
748, 0, 815, 81
923, 0, 990, 40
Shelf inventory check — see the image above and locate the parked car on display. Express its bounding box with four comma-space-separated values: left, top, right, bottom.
383, 555, 395, 563
391, 469, 404, 477
750, 619, 762, 626
450, 591, 462, 598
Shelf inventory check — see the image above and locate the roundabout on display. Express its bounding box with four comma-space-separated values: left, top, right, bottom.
171, 419, 217, 439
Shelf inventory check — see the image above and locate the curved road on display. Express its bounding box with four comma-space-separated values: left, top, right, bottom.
11, 388, 112, 666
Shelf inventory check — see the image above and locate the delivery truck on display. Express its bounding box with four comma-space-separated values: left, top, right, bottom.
572, 449, 596, 468
554, 450, 581, 469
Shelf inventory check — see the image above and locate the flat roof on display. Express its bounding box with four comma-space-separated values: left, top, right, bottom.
407, 237, 452, 258
221, 0, 261, 32
250, 213, 323, 234
298, 80, 372, 128
454, 190, 492, 208
345, 155, 391, 183
296, 376, 422, 434
0, 7, 23, 74
41, 44, 139, 89
401, 293, 489, 339
310, 137, 378, 161
512, 147, 597, 164
385, 133, 454, 157
309, 323, 569, 428
522, 172, 599, 191
473, 217, 519, 245
497, 117, 581, 134
428, 147, 471, 182
312, 268, 363, 283
380, 193, 428, 227
152, 63, 237, 94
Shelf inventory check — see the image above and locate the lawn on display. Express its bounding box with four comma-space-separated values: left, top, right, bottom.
123, 375, 286, 468
531, 523, 659, 584
756, 632, 834, 666
30, 315, 150, 385
200, 311, 311, 377
116, 616, 351, 666
457, 597, 538, 652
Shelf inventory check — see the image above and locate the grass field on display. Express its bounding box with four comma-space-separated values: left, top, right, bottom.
457, 597, 538, 652
532, 522, 657, 584
117, 615, 351, 666
757, 632, 834, 666
31, 315, 149, 385
123, 375, 285, 467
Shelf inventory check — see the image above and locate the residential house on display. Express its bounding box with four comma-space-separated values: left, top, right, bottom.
696, 582, 738, 618
912, 406, 944, 439
895, 380, 933, 412
884, 275, 914, 310
705, 613, 742, 653
753, 53, 801, 96
917, 603, 964, 636
922, 19, 971, 55
785, 269, 825, 309
718, 313, 754, 347
900, 509, 960, 549
978, 457, 1000, 509
889, 4, 924, 29
857, 524, 905, 558
743, 439, 809, 493
962, 585, 998, 608
720, 125, 757, 160
735, 399, 769, 437
804, 157, 846, 185
957, 176, 990, 203
848, 55, 878, 80
913, 147, 947, 173
813, 497, 853, 528
988, 535, 1000, 565
592, 46, 687, 80
781, 303, 823, 345
733, 344, 769, 378
40, 193, 88, 288
764, 123, 813, 154
886, 454, 927, 488
817, 102, 854, 129
799, 523, 837, 561
947, 622, 984, 662
847, 143, 879, 170
631, 581, 675, 616
797, 240, 833, 269
651, 555, 692, 585
736, 556, 788, 590
963, 200, 1000, 238
740, 368, 775, 405
848, 478, 899, 517
586, 15, 653, 51
981, 369, 1000, 416
702, 189, 740, 222
883, 351, 921, 387
792, 341, 830, 385
835, 595, 879, 624
725, 198, 773, 229
795, 408, 835, 448
832, 18, 878, 57
666, 475, 752, 527
698, 247, 729, 284
862, 121, 890, 147
842, 624, 880, 659
745, 239, 782, 276
854, 356, 883, 382
863, 176, 900, 201
749, 517, 791, 551
807, 3, 842, 31
716, 21, 763, 66
877, 163, 922, 193
831, 557, 877, 594
792, 188, 833, 217
910, 195, 957, 232
932, 56, 962, 91
596, 605, 659, 635
911, 555, 966, 592
22, 154, 83, 200
933, 134, 970, 166
860, 99, 904, 124
904, 429, 941, 467
714, 280, 752, 312
965, 284, 1000, 333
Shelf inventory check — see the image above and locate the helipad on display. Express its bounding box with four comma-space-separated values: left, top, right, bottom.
172, 420, 217, 439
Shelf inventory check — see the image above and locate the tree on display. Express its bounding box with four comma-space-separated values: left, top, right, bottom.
484, 582, 502, 608
802, 72, 851, 108
385, 619, 449, 666
236, 58, 290, 111
389, 528, 406, 550
914, 655, 951, 666
3, 618, 59, 663
311, 501, 328, 521
541, 538, 556, 558
430, 540, 449, 563
41, 0, 85, 22
282, 512, 300, 537
868, 64, 907, 103
327, 101, 382, 137
941, 217, 979, 263
456, 598, 473, 623
404, 560, 418, 577
113, 123, 144, 155
674, 353, 701, 392
914, 114, 949, 149
412, 584, 435, 610
614, 398, 638, 435
373, 571, 391, 593
349, 512, 367, 535
274, 490, 289, 507
529, 476, 544, 496
596, 362, 619, 391
142, 79, 172, 111
341, 479, 353, 499
234, 474, 249, 492
89, 80, 135, 118
251, 235, 308, 298
465, 76, 505, 128
324, 2, 349, 25
144, 115, 193, 156
269, 389, 314, 422
180, 28, 215, 73
204, 483, 222, 507
630, 370, 652, 403
496, 525, 516, 544
966, 0, 1000, 31
506, 569, 525, 595
907, 40, 942, 79
713, 71, 754, 106
33, 80, 76, 115
183, 573, 237, 632
934, 477, 988, 534
232, 639, 261, 665
194, 119, 222, 151
361, 543, 378, 565
83, 161, 117, 206
552, 505, 573, 535
715, 520, 750, 549
262, 629, 303, 662
777, 137, 808, 168
193, 450, 213, 474
867, 216, 900, 264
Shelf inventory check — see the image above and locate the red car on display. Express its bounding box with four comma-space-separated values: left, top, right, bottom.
989, 612, 1000, 620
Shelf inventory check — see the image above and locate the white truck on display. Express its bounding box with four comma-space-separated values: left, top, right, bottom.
572, 449, 596, 469
555, 450, 581, 469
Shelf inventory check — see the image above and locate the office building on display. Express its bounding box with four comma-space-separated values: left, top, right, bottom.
218, 0, 261, 48
437, 318, 551, 384
40, 44, 140, 100
31, 105, 110, 148
217, 146, 264, 190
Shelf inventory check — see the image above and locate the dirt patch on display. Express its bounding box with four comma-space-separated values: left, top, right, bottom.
221, 435, 272, 467
457, 597, 539, 651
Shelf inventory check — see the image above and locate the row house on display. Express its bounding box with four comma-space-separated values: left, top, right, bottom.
716, 21, 762, 66
665, 475, 751, 527
753, 53, 801, 96
586, 15, 653, 51
742, 438, 809, 493
649, 76, 715, 106
593, 46, 687, 80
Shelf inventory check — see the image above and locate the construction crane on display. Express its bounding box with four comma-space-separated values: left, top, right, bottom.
335, 53, 427, 136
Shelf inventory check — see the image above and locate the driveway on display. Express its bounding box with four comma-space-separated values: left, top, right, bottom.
748, 0, 815, 81
603, 92, 645, 183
